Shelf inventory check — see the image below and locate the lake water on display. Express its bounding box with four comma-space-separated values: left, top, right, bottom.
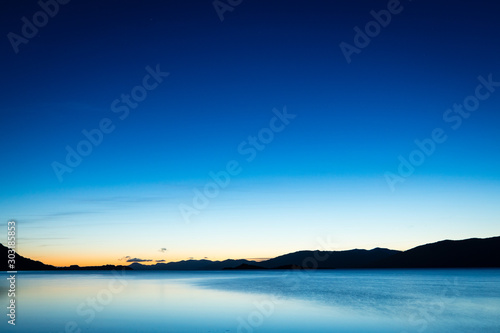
0, 269, 499, 332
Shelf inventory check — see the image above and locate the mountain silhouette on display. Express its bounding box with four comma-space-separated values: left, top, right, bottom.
0, 243, 130, 271
257, 248, 400, 269
224, 263, 267, 270
0, 243, 55, 270
375, 236, 500, 268
1, 236, 499, 271
130, 259, 256, 270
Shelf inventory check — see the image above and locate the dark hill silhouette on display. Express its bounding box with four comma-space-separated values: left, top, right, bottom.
0, 244, 130, 271
129, 248, 401, 270
224, 263, 267, 270
130, 237, 500, 270
0, 243, 55, 271
57, 265, 132, 271
2, 236, 500, 271
130, 259, 256, 270
375, 236, 500, 268
258, 248, 400, 269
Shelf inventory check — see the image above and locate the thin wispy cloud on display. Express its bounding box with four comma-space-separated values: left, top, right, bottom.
7, 211, 99, 224
80, 196, 164, 203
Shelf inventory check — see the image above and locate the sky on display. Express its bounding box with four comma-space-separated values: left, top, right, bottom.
0, 0, 499, 266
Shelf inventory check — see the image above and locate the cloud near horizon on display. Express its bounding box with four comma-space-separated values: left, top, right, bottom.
126, 258, 153, 263
118, 255, 153, 263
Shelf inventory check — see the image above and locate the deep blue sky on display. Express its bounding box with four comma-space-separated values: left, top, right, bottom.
1, 0, 499, 265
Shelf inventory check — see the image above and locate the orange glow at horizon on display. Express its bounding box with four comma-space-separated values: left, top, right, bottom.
23, 250, 245, 267
15, 239, 417, 268
23, 252, 277, 267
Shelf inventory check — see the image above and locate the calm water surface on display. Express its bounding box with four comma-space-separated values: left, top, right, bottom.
0, 269, 499, 332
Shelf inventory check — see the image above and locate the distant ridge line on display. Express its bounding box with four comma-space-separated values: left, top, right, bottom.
1, 236, 499, 271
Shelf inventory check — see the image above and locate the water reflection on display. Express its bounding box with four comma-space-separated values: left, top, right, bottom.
0, 269, 499, 332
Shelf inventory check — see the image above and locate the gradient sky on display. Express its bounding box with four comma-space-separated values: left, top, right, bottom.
1, 0, 499, 266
